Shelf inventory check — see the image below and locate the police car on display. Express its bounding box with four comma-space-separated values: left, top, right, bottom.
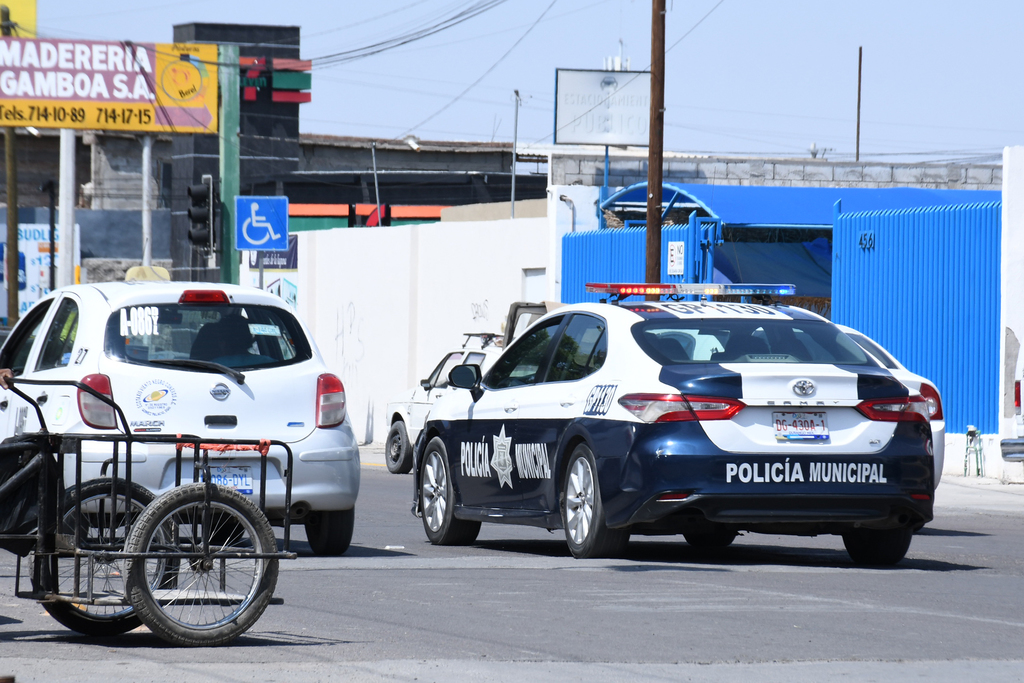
411, 283, 934, 564
0, 281, 360, 555
385, 334, 503, 474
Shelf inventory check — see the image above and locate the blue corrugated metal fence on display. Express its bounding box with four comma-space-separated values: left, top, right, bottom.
562, 225, 692, 304
833, 202, 1001, 434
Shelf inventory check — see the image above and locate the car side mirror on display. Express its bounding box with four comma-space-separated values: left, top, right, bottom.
420, 379, 432, 390
449, 364, 483, 402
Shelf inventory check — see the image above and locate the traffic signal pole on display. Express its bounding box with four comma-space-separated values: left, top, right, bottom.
645, 0, 666, 301
219, 44, 240, 285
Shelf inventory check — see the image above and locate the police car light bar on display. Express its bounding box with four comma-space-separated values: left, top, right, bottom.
585, 283, 797, 298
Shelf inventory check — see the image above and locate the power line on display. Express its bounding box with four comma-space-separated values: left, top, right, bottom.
398, 0, 558, 139
533, 0, 726, 145
310, 1, 509, 69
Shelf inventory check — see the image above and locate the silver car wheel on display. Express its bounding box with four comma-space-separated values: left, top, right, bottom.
422, 450, 447, 533
565, 456, 595, 545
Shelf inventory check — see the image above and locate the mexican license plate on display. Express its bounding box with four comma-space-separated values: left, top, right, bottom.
773, 412, 829, 441
207, 465, 253, 494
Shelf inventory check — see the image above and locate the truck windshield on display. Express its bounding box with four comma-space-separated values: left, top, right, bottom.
104, 304, 312, 370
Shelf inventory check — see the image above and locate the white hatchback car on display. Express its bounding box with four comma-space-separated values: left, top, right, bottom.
0, 282, 360, 555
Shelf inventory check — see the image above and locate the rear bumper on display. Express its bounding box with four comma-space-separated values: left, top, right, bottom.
591, 420, 934, 532
65, 425, 361, 518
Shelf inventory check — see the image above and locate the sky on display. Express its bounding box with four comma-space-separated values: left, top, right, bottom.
32, 0, 1024, 163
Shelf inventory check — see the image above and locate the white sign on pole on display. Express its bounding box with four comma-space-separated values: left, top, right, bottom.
554, 69, 651, 146
667, 241, 686, 276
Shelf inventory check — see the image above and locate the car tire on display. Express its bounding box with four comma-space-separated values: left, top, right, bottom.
683, 526, 738, 548
385, 421, 413, 474
305, 508, 355, 556
842, 526, 913, 565
420, 437, 480, 545
561, 444, 629, 559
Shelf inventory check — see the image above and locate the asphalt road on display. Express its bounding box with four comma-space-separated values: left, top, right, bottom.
0, 456, 1023, 682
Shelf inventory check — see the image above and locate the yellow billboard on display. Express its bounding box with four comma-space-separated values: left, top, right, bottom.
0, 39, 218, 133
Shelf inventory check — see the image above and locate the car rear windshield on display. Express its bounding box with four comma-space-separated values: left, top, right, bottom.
104, 303, 313, 370
632, 318, 875, 366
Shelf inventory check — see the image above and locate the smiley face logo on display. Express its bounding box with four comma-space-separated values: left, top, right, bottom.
160, 59, 203, 103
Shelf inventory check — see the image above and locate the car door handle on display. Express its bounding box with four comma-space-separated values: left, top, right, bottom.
504, 400, 519, 413
560, 394, 579, 407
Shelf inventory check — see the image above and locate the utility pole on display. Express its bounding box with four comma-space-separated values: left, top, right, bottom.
511, 89, 520, 219
141, 135, 152, 266
219, 44, 240, 284
2, 6, 18, 324
856, 46, 862, 162
645, 0, 666, 298
40, 180, 54, 293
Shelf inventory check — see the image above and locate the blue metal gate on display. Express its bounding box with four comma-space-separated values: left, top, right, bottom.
832, 201, 1001, 434
561, 214, 723, 304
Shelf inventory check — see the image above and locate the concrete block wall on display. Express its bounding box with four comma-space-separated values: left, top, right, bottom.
552, 153, 1002, 191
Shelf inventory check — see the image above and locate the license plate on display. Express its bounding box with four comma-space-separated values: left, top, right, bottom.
773, 412, 829, 441
206, 465, 253, 494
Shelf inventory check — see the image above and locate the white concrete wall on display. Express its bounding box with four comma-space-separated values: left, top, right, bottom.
297, 218, 549, 443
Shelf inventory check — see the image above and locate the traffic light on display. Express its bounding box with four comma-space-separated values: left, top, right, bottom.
187, 174, 216, 249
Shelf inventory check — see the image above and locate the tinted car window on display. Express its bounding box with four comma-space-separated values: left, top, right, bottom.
36, 298, 79, 371
484, 317, 562, 389
1, 299, 51, 375
546, 314, 607, 383
633, 319, 874, 366
104, 304, 312, 370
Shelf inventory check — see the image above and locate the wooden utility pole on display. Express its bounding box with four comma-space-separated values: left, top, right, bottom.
856, 46, 862, 162
2, 6, 18, 325
645, 0, 666, 298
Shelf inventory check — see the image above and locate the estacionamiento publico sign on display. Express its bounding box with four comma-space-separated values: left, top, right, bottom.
0, 38, 218, 133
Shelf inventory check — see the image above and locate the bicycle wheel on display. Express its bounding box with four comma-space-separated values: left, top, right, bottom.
43, 478, 155, 637
124, 483, 278, 647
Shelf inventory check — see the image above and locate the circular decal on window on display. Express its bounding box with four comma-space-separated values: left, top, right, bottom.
136, 379, 178, 417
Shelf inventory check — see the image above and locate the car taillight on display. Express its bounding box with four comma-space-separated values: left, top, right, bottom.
918, 383, 944, 421
856, 395, 929, 423
317, 373, 346, 428
1016, 380, 1021, 416
78, 374, 117, 429
618, 393, 744, 423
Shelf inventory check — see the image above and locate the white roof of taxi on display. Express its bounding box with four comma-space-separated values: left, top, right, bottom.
65, 281, 287, 311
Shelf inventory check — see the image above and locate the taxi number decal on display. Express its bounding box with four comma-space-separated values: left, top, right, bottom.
120, 306, 159, 337
725, 461, 887, 484
583, 384, 617, 416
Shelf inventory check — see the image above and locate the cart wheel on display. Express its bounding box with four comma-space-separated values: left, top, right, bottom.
124, 483, 278, 647
42, 478, 155, 637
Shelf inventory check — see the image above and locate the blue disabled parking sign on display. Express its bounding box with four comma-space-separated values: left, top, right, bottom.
235, 196, 289, 251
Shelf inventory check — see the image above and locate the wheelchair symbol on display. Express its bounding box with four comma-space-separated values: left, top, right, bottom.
241, 201, 282, 246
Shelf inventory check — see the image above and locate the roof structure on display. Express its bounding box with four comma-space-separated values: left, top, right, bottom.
601, 182, 1002, 227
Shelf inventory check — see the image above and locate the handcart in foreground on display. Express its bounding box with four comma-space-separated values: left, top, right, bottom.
0, 378, 296, 646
